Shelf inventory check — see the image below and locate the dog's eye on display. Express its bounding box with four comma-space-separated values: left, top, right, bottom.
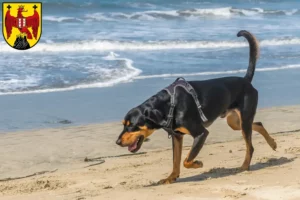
122, 120, 132, 127
126, 122, 134, 129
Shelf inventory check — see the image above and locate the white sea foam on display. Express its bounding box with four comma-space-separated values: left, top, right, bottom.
48, 7, 299, 23
84, 13, 116, 21
1, 38, 300, 53
260, 38, 300, 46
43, 16, 83, 22
134, 64, 300, 79
94, 7, 299, 21
1, 63, 299, 95
0, 52, 141, 95
0, 75, 41, 91
178, 7, 232, 17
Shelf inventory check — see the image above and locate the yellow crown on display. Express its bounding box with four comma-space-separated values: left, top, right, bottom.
18, 5, 24, 9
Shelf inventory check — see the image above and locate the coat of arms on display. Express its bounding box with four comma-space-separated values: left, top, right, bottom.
2, 2, 42, 50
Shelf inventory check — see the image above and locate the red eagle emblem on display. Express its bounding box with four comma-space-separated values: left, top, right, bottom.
4, 4, 40, 40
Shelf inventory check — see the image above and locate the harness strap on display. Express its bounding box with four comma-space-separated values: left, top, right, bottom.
161, 77, 208, 137
183, 80, 208, 122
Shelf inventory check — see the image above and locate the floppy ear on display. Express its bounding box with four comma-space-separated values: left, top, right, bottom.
143, 108, 164, 125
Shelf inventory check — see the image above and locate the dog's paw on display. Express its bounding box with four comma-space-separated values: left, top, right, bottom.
269, 138, 277, 151
240, 165, 250, 171
157, 173, 179, 185
184, 160, 203, 169
157, 177, 177, 185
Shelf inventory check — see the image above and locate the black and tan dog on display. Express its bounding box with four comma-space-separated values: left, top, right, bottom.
116, 30, 277, 184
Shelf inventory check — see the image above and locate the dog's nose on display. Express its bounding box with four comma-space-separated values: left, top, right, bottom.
116, 139, 122, 146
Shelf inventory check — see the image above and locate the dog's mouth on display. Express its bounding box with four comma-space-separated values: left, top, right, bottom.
128, 135, 144, 153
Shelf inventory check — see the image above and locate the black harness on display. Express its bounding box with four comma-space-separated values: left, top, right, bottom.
160, 77, 208, 137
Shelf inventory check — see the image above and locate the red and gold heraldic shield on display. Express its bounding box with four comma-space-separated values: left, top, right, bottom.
2, 2, 42, 50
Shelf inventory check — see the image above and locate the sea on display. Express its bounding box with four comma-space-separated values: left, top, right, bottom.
0, 0, 300, 131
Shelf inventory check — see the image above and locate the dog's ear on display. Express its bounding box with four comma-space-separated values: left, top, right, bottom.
143, 108, 164, 125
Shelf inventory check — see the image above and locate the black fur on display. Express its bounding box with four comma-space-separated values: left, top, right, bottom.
237, 30, 259, 82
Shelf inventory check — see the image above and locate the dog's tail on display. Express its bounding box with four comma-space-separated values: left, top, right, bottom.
237, 30, 259, 82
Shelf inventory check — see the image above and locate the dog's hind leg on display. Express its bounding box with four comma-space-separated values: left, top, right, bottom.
158, 134, 183, 184
235, 108, 254, 171
252, 122, 277, 150
237, 88, 260, 171
183, 129, 209, 169
227, 111, 277, 151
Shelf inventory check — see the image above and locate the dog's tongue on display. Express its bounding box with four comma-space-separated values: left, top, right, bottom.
128, 140, 138, 152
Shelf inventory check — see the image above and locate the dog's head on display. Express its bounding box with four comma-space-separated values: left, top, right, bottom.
116, 107, 164, 153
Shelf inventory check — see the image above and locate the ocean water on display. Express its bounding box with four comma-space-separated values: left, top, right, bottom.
0, 0, 300, 131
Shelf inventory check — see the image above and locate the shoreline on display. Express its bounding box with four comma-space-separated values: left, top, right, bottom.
0, 104, 299, 134
0, 69, 300, 132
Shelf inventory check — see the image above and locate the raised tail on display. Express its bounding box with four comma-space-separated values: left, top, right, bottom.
237, 30, 260, 82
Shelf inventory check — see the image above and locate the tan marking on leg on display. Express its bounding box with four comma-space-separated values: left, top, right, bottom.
231, 110, 253, 171
158, 135, 183, 184
174, 127, 190, 135
252, 123, 277, 150
182, 129, 209, 169
183, 149, 203, 169
240, 129, 253, 171
183, 158, 203, 169
226, 110, 277, 151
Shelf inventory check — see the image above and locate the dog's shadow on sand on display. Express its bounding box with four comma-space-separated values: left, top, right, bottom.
176, 157, 295, 183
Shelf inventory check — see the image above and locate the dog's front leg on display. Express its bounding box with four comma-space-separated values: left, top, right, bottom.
183, 129, 209, 169
158, 134, 183, 184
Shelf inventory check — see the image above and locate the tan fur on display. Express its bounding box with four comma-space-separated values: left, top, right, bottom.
183, 159, 203, 169
174, 127, 190, 135
158, 136, 183, 184
121, 126, 155, 145
226, 110, 276, 150
226, 109, 276, 170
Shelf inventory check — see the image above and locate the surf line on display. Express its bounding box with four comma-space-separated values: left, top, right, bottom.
134, 64, 300, 80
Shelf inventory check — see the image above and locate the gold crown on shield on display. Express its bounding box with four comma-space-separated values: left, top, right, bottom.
18, 5, 25, 9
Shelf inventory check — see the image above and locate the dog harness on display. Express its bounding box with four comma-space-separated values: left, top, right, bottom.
161, 77, 208, 137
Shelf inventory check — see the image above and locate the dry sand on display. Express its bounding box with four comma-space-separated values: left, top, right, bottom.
0, 105, 300, 199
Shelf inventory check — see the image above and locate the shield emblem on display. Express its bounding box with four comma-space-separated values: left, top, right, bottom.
2, 2, 42, 50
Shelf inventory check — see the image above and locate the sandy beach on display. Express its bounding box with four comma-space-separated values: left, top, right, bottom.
0, 105, 300, 200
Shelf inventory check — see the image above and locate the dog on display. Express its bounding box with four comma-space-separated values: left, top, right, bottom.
116, 30, 277, 184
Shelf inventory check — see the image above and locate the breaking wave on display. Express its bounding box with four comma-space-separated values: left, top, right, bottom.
1, 62, 299, 95
43, 7, 300, 23
1, 38, 300, 53
134, 64, 300, 79
43, 1, 156, 10
0, 52, 141, 95
43, 16, 83, 23
42, 7, 299, 23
